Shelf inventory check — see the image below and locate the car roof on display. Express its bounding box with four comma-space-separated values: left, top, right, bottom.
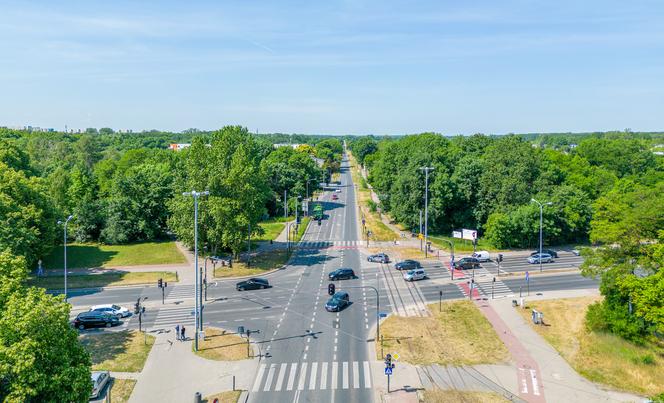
90, 304, 113, 310
91, 371, 109, 381
250, 278, 268, 282
332, 291, 348, 297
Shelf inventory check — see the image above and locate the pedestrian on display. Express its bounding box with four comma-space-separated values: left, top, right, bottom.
175, 324, 180, 341
181, 325, 186, 341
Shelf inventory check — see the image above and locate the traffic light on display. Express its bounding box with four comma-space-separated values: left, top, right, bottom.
498, 254, 503, 263
318, 218, 322, 226
134, 302, 140, 315
385, 353, 392, 366
328, 283, 335, 295
157, 278, 163, 288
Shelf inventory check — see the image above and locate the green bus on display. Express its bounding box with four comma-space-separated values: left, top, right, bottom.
312, 203, 324, 220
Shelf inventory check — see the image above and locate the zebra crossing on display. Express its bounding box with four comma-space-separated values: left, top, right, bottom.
251, 361, 372, 392
296, 240, 362, 249
165, 284, 196, 301
149, 303, 194, 329
457, 267, 512, 299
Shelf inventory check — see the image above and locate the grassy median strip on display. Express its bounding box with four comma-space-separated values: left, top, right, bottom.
294, 217, 310, 242
429, 235, 497, 253
203, 390, 243, 403
43, 241, 186, 269
109, 379, 137, 403
214, 249, 289, 278
28, 271, 177, 290
80, 330, 155, 373
256, 221, 286, 241
378, 301, 509, 365
195, 327, 250, 361
348, 153, 398, 241
517, 296, 664, 397
422, 389, 510, 403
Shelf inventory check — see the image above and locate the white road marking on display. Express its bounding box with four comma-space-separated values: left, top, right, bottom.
252, 364, 266, 392
342, 361, 349, 389
363, 361, 372, 388
263, 363, 276, 391
309, 362, 318, 390
353, 361, 360, 389
320, 361, 328, 390
331, 361, 338, 389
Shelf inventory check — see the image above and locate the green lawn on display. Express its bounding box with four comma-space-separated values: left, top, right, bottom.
28, 271, 177, 290
42, 241, 186, 269
255, 221, 286, 242
80, 330, 155, 372
429, 235, 498, 253
214, 249, 290, 278
294, 217, 311, 242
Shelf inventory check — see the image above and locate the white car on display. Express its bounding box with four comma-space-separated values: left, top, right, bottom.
403, 269, 426, 282
335, 189, 342, 193
90, 304, 131, 318
90, 371, 111, 399
471, 251, 491, 262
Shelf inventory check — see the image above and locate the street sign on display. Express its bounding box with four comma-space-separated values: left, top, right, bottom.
452, 231, 462, 239
418, 233, 424, 240
392, 352, 400, 361
525, 271, 530, 282
384, 367, 393, 375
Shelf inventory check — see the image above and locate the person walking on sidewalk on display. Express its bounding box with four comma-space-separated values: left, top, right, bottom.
181, 325, 186, 341
175, 324, 180, 341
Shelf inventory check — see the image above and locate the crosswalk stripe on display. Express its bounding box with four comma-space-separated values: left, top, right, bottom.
263, 364, 276, 392
309, 362, 318, 390
331, 362, 338, 390
353, 361, 360, 389
363, 361, 371, 388
320, 362, 328, 390
342, 361, 349, 389
297, 363, 308, 391
275, 363, 287, 391
252, 364, 266, 392
286, 363, 297, 391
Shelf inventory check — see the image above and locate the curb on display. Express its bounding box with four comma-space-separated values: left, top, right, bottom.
46, 282, 170, 293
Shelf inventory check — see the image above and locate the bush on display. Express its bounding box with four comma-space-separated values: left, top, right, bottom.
367, 200, 377, 212
585, 300, 649, 344
585, 301, 609, 332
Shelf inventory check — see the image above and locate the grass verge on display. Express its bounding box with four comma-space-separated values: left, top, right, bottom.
80, 330, 155, 372
203, 390, 242, 403
348, 152, 398, 241
421, 389, 510, 403
294, 217, 311, 242
429, 235, 498, 253
378, 301, 508, 365
256, 221, 286, 242
195, 327, 250, 361
517, 296, 664, 397
43, 241, 186, 269
109, 378, 137, 403
214, 249, 289, 278
29, 271, 177, 290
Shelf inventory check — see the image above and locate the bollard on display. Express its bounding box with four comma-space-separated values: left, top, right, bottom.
194, 392, 202, 403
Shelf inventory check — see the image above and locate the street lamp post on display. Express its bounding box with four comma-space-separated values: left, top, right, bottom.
57, 215, 74, 302
183, 190, 209, 352
420, 167, 434, 258
531, 198, 552, 273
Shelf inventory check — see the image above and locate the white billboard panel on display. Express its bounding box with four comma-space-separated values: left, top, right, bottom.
452, 231, 463, 239
462, 229, 478, 241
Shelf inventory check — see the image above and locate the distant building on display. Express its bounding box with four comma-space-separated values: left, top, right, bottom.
169, 143, 191, 151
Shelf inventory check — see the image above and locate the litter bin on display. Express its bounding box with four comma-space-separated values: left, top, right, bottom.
194, 392, 202, 403
531, 309, 541, 324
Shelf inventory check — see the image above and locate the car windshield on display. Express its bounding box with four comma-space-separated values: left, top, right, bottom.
112, 305, 121, 310
407, 270, 415, 275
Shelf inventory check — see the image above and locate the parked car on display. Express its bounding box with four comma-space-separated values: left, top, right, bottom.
332, 194, 339, 200
403, 269, 427, 282
471, 251, 491, 262
236, 278, 270, 291
571, 249, 580, 256
90, 371, 111, 399
530, 249, 558, 258
73, 311, 120, 330
325, 291, 350, 312
367, 253, 390, 263
328, 268, 355, 280
90, 304, 131, 319
395, 259, 421, 271
528, 253, 554, 264
453, 257, 480, 270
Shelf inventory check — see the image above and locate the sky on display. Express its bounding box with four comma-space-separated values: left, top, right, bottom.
1, 0, 664, 135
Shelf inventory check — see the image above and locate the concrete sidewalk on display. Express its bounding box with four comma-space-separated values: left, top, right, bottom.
477, 296, 644, 402
127, 330, 258, 403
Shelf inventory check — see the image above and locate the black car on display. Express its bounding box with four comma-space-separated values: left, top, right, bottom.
530, 249, 558, 258
328, 268, 355, 280
236, 278, 270, 291
395, 260, 421, 271
453, 257, 480, 270
73, 312, 120, 330
325, 292, 350, 312
367, 253, 390, 263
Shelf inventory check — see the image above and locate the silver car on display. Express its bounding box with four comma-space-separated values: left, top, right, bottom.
90, 371, 111, 399
528, 253, 553, 264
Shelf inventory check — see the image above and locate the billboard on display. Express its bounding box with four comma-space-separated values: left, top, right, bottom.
452, 231, 462, 239
462, 229, 478, 241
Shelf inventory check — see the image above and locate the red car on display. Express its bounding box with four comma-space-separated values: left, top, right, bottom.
332, 194, 338, 200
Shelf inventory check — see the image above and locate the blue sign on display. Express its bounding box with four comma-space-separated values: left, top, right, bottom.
384, 367, 393, 375
525, 271, 529, 282
379, 312, 388, 318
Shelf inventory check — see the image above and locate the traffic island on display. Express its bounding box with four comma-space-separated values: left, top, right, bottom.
377, 301, 509, 365
29, 270, 178, 290
194, 327, 252, 361
516, 296, 664, 398
213, 249, 290, 279
80, 330, 156, 372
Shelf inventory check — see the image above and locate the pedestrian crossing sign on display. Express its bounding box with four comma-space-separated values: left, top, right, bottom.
385, 367, 393, 375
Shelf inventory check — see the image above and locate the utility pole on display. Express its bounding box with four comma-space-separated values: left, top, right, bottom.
420, 167, 434, 258
284, 189, 288, 218
531, 198, 552, 273
183, 190, 209, 352
57, 215, 74, 302
419, 209, 423, 251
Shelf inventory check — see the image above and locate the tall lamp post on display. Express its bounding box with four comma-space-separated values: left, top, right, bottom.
420, 167, 434, 258
183, 190, 209, 351
57, 215, 74, 302
531, 198, 552, 273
